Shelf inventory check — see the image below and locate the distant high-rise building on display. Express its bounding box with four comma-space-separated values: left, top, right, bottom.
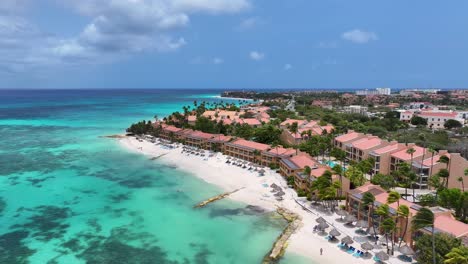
356, 87, 391, 96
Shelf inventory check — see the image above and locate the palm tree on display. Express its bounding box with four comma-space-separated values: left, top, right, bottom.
387, 191, 401, 207
381, 218, 396, 255
397, 205, 410, 247
418, 134, 427, 189
427, 146, 436, 176
406, 147, 416, 197
332, 164, 343, 197
438, 155, 450, 188
412, 208, 436, 264
444, 246, 468, 264
362, 192, 378, 244
376, 204, 390, 252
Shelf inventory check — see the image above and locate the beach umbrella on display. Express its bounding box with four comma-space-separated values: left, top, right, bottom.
316, 216, 326, 224
399, 245, 415, 256
329, 228, 341, 237
226, 156, 231, 160
375, 251, 389, 261
341, 236, 354, 245
259, 169, 266, 174
336, 209, 348, 217
344, 214, 357, 223
270, 183, 279, 188
356, 220, 369, 229
317, 222, 329, 230
361, 242, 374, 251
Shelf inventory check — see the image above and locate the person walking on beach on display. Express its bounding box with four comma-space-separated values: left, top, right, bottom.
320, 248, 323, 255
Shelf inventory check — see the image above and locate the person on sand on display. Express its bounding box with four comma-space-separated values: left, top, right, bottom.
320, 248, 323, 255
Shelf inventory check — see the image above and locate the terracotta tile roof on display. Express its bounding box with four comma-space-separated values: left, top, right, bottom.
238, 118, 261, 126
163, 125, 182, 133
310, 167, 330, 178
208, 134, 232, 143
348, 183, 386, 196
187, 131, 215, 140
228, 139, 270, 151
418, 111, 458, 118
434, 214, 468, 237
335, 131, 362, 143
281, 119, 306, 126
266, 147, 296, 157
372, 143, 401, 155
352, 137, 384, 150
391, 146, 425, 161
187, 115, 197, 122
282, 153, 317, 169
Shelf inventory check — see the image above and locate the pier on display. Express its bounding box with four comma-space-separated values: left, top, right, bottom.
194, 188, 244, 208
263, 207, 301, 263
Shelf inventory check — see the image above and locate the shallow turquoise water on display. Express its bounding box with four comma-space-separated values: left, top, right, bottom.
0, 90, 312, 264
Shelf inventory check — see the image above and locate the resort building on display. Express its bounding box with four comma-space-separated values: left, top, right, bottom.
346, 183, 468, 245
344, 136, 390, 163
412, 151, 468, 190
369, 142, 407, 175
260, 146, 296, 167
207, 135, 232, 152
279, 153, 319, 190
399, 110, 465, 129
333, 130, 367, 152
185, 131, 217, 149
334, 131, 468, 191
158, 124, 183, 141
223, 139, 270, 163
389, 144, 426, 173
280, 119, 334, 145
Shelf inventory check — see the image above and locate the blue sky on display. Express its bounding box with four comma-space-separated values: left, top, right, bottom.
1, 0, 468, 89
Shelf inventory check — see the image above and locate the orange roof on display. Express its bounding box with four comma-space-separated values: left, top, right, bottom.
238, 118, 261, 126
391, 146, 425, 161
288, 154, 317, 170
208, 134, 232, 143
418, 111, 458, 118
335, 131, 362, 143
281, 119, 306, 126
266, 147, 296, 156
434, 214, 468, 237
310, 167, 329, 178
372, 143, 401, 155
163, 125, 182, 133
228, 139, 270, 151
188, 131, 214, 140
352, 137, 384, 150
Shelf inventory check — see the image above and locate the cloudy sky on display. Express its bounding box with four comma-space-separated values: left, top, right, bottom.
1, 0, 468, 89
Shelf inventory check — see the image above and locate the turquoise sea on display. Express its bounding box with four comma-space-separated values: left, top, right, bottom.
0, 89, 312, 264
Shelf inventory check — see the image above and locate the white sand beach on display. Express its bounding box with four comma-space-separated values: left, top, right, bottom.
119, 136, 404, 264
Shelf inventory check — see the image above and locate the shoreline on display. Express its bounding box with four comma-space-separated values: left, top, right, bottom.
118, 136, 375, 264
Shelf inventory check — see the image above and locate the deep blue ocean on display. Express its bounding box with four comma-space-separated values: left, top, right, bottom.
0, 89, 310, 264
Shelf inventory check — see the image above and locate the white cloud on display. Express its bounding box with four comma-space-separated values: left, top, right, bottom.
0, 0, 250, 73
213, 57, 224, 64
284, 64, 292, 70
249, 51, 265, 61
342, 29, 378, 44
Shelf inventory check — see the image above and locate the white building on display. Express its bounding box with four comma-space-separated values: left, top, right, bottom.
400, 110, 465, 129
356, 87, 391, 96
344, 105, 369, 115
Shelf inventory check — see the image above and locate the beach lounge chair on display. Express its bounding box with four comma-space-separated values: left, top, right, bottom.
347, 246, 355, 254
337, 242, 345, 248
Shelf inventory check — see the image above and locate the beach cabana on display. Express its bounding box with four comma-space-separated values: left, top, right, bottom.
341, 236, 354, 245
315, 217, 326, 224
361, 242, 374, 252
344, 214, 357, 225
398, 245, 414, 262
374, 251, 389, 263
